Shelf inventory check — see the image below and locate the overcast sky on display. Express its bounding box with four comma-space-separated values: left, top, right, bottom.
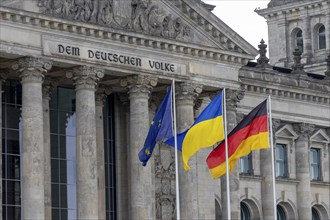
204, 0, 271, 49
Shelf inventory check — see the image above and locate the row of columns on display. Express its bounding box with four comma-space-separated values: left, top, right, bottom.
261, 121, 316, 220
0, 57, 108, 220
1, 56, 246, 219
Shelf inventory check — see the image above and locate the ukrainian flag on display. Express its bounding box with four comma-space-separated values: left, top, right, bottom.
166, 92, 224, 170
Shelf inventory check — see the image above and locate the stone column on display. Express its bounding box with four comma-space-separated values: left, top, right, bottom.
293, 123, 314, 220
42, 78, 57, 220
66, 66, 104, 220
95, 85, 111, 220
175, 82, 202, 219
0, 70, 8, 220
302, 15, 312, 63
261, 119, 281, 220
12, 57, 52, 220
221, 89, 244, 220
120, 75, 158, 219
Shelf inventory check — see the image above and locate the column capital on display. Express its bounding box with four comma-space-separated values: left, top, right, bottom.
66, 66, 104, 90
12, 57, 52, 83
225, 88, 245, 111
176, 82, 202, 102
95, 84, 112, 106
42, 77, 58, 99
120, 75, 157, 98
293, 123, 315, 140
0, 69, 8, 82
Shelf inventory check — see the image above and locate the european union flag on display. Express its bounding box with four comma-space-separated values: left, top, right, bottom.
138, 84, 173, 166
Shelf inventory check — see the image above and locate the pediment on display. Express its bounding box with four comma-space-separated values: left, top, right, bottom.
275, 124, 298, 139
311, 129, 330, 143
37, 0, 258, 56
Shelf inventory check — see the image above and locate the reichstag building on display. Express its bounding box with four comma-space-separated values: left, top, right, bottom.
0, 0, 329, 219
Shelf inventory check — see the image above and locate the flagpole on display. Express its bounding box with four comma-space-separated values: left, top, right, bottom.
223, 88, 231, 220
172, 80, 181, 220
268, 95, 277, 220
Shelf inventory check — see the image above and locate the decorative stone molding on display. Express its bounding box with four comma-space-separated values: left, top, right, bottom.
293, 123, 315, 140
291, 48, 305, 75
95, 84, 112, 106
38, 0, 190, 41
120, 75, 157, 98
241, 84, 330, 105
225, 89, 245, 111
256, 39, 271, 68
176, 82, 202, 102
0, 69, 8, 86
66, 66, 104, 90
42, 77, 58, 99
325, 54, 330, 78
272, 119, 282, 133
0, 7, 253, 65
12, 57, 53, 83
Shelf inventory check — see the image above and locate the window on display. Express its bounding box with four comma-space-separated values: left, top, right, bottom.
104, 95, 117, 220
312, 207, 321, 220
317, 25, 326, 49
241, 202, 251, 220
50, 87, 77, 220
239, 153, 252, 175
310, 148, 321, 181
277, 205, 286, 220
295, 29, 304, 53
2, 80, 22, 220
276, 144, 288, 177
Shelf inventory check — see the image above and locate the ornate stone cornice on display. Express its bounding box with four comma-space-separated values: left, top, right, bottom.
42, 76, 59, 99
12, 57, 52, 83
66, 66, 104, 90
176, 82, 202, 102
0, 7, 253, 65
225, 89, 245, 111
95, 84, 112, 106
120, 75, 157, 98
293, 123, 315, 140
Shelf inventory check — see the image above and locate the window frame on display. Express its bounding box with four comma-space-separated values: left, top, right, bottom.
310, 148, 322, 181
239, 153, 253, 175
275, 143, 288, 178
294, 29, 304, 53
317, 25, 326, 50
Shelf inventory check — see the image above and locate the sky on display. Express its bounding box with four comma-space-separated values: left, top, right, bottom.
204, 0, 271, 50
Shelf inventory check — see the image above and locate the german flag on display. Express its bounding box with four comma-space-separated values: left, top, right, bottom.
206, 100, 269, 179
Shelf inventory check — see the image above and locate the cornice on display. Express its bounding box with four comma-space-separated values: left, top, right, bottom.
0, 6, 254, 65
256, 0, 329, 20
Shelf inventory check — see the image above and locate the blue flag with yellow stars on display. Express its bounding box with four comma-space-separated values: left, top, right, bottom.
138, 84, 173, 166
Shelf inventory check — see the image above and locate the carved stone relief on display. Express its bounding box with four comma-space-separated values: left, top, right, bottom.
154, 145, 176, 220
38, 0, 190, 40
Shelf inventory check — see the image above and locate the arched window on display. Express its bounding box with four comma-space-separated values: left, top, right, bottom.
295, 29, 304, 52
241, 202, 251, 220
312, 207, 321, 220
317, 25, 326, 49
277, 205, 286, 220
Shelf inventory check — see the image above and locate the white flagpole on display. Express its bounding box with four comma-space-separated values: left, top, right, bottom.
223, 88, 231, 220
172, 80, 181, 220
268, 95, 277, 220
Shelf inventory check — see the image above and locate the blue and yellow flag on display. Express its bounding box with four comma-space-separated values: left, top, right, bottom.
138, 84, 173, 166
166, 92, 224, 170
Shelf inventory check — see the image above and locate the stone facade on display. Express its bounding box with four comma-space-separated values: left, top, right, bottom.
0, 0, 329, 220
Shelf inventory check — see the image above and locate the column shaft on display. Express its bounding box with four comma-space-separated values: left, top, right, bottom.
221, 89, 244, 220
43, 87, 51, 220
0, 78, 3, 219
303, 16, 312, 62
12, 57, 52, 220
125, 77, 156, 219
293, 123, 314, 220
67, 66, 104, 219
95, 87, 110, 220
175, 82, 201, 219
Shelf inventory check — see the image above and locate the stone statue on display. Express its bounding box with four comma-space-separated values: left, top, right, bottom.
131, 0, 151, 33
